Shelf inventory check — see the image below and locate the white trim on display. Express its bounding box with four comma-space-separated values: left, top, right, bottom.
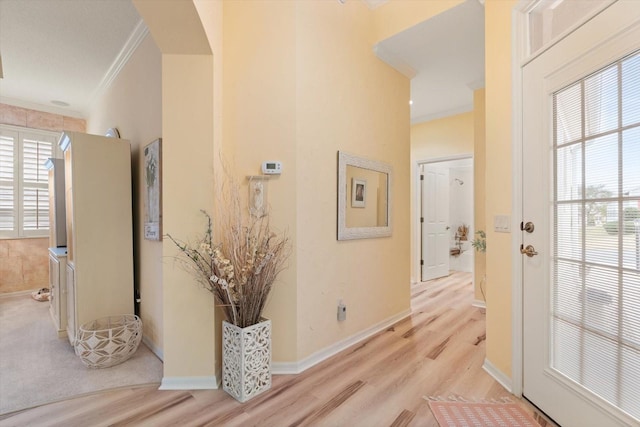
159, 375, 219, 390
510, 0, 529, 399
373, 44, 417, 79
88, 19, 149, 108
472, 299, 486, 309
0, 288, 42, 299
483, 358, 513, 393
360, 0, 390, 10
142, 335, 164, 361
411, 104, 474, 125
520, 0, 616, 67
466, 78, 485, 91
272, 309, 411, 375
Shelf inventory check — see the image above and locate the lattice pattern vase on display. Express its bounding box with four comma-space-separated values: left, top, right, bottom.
222, 319, 272, 402
74, 315, 142, 368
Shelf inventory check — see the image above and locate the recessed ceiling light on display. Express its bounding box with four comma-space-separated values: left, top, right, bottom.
51, 100, 70, 107
409, 100, 413, 105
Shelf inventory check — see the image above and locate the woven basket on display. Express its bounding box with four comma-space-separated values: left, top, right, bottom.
74, 314, 142, 368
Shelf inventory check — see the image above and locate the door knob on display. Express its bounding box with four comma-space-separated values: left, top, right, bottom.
520, 244, 538, 257
522, 221, 535, 233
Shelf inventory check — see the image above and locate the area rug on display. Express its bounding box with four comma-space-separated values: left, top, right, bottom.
0, 293, 163, 415
427, 399, 539, 427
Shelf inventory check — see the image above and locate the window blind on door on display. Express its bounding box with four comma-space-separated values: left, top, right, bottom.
553, 50, 640, 421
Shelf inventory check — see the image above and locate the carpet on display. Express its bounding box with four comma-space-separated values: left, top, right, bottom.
0, 293, 163, 415
428, 399, 540, 427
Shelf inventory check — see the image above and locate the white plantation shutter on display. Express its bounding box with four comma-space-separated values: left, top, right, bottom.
0, 132, 17, 232
0, 125, 61, 238
22, 135, 53, 232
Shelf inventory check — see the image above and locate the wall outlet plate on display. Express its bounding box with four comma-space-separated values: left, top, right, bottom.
337, 303, 346, 321
494, 215, 511, 233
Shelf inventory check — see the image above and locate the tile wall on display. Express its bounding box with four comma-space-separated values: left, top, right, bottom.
0, 103, 85, 294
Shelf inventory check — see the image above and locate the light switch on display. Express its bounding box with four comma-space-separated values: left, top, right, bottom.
494, 215, 511, 233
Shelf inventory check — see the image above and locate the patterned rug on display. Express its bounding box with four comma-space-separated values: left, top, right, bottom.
426, 397, 540, 427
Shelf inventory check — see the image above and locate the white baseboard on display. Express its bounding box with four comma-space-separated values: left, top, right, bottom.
483, 358, 512, 393
142, 335, 164, 361
472, 299, 486, 309
159, 375, 219, 390
272, 309, 412, 375
0, 288, 42, 299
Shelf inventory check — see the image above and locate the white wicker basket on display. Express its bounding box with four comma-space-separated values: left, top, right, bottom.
74, 314, 142, 368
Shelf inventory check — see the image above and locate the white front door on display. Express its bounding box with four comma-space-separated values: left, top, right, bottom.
522, 2, 640, 426
422, 164, 449, 281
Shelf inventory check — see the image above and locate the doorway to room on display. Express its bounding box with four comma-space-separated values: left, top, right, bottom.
418, 156, 474, 283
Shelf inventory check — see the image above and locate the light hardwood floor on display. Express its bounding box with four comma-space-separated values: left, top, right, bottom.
0, 272, 555, 427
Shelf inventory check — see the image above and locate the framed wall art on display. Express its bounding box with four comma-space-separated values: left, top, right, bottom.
351, 178, 366, 208
144, 138, 162, 240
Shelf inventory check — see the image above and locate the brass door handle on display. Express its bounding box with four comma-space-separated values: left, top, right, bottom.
520, 244, 538, 257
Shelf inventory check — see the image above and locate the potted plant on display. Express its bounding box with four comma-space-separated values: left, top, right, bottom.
167, 181, 289, 402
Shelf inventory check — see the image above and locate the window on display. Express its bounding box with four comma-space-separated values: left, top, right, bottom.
0, 125, 62, 238
552, 51, 640, 420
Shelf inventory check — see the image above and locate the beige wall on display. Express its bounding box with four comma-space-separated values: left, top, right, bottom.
410, 112, 474, 283
130, 0, 515, 382
162, 53, 216, 379
220, 0, 411, 363
86, 35, 163, 356
411, 112, 474, 162
222, 0, 299, 362
473, 89, 486, 302
295, 0, 410, 360
0, 104, 85, 295
485, 0, 516, 378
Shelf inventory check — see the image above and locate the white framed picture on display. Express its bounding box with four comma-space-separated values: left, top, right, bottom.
351, 178, 366, 208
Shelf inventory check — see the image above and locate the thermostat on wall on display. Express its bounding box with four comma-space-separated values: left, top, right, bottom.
262, 161, 282, 175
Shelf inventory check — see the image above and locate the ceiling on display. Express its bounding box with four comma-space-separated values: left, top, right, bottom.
375, 0, 485, 123
0, 0, 484, 124
0, 0, 143, 117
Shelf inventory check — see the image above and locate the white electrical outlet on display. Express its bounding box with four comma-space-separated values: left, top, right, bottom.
337, 301, 346, 321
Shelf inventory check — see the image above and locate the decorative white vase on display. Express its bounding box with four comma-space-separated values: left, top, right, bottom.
222, 318, 272, 402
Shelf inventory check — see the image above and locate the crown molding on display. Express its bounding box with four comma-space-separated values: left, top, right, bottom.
89, 19, 149, 107
360, 0, 390, 10
411, 104, 474, 125
466, 78, 486, 90
373, 44, 417, 79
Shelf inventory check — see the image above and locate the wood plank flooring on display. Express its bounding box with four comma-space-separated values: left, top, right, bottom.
0, 272, 555, 427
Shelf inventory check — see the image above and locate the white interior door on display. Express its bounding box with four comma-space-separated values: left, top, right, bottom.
421, 164, 449, 281
522, 2, 640, 426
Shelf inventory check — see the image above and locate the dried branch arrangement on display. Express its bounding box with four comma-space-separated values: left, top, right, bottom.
167, 180, 290, 328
